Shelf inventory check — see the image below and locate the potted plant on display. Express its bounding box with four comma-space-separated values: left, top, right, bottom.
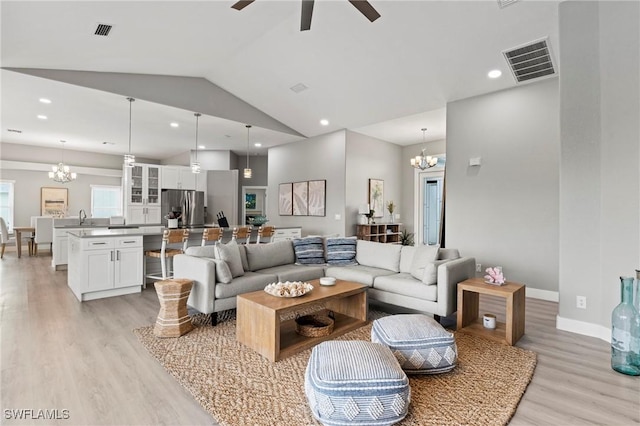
399, 229, 414, 246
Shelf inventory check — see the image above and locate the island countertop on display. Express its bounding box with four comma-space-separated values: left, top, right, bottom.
67, 225, 301, 239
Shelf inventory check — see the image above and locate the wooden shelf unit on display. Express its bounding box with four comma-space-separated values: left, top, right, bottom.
356, 223, 402, 244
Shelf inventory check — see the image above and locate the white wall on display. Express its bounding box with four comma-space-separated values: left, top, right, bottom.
558, 1, 640, 335
446, 79, 560, 294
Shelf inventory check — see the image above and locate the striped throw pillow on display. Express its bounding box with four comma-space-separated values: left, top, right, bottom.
292, 237, 325, 265
325, 237, 358, 266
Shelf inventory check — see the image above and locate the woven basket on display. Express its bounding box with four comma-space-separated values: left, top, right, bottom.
295, 313, 335, 337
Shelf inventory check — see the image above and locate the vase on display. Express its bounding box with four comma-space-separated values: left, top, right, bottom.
611, 276, 640, 375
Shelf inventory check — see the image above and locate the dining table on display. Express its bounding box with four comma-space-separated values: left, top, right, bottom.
13, 226, 35, 258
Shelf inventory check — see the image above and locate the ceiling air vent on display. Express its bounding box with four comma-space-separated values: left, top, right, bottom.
497, 0, 520, 8
94, 23, 113, 37
7, 129, 22, 133
503, 37, 557, 83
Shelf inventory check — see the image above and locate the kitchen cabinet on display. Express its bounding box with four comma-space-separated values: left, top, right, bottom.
52, 226, 108, 270
161, 166, 196, 190
68, 235, 143, 301
123, 163, 161, 224
271, 227, 302, 242
127, 206, 161, 225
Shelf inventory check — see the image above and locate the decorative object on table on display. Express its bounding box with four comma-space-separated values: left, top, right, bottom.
485, 266, 506, 285
48, 140, 77, 183
611, 276, 640, 375
368, 178, 384, 218
386, 200, 395, 223
483, 313, 497, 329
41, 187, 68, 217
293, 181, 309, 216
399, 229, 414, 246
358, 204, 370, 224
319, 277, 336, 286
278, 183, 293, 216
216, 211, 229, 228
295, 312, 334, 337
165, 211, 181, 229
410, 128, 438, 170
307, 180, 326, 217
248, 215, 268, 226
364, 208, 375, 224
153, 278, 194, 338
264, 281, 313, 298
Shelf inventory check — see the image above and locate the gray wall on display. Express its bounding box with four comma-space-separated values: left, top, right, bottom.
445, 79, 560, 293
558, 1, 640, 328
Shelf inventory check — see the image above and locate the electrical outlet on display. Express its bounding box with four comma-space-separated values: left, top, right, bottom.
476, 263, 482, 273
576, 296, 587, 309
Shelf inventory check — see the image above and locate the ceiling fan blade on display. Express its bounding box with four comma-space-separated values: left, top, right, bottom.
231, 0, 255, 11
301, 0, 315, 31
347, 0, 381, 23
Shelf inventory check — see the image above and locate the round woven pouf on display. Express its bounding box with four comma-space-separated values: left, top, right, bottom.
154, 278, 194, 338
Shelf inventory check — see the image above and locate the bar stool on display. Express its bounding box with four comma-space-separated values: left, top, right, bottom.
256, 225, 275, 244
231, 226, 252, 244
201, 227, 223, 246
144, 229, 189, 284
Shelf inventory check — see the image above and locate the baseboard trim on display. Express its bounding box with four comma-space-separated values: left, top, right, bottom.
556, 315, 611, 343
526, 287, 559, 302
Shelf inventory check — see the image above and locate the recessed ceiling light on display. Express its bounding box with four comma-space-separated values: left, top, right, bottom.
488, 69, 502, 79
170, 122, 179, 128
254, 143, 262, 147
37, 115, 47, 120
198, 145, 205, 149
320, 119, 329, 126
39, 98, 52, 104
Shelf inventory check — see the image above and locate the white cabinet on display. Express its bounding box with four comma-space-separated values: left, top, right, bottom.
68, 235, 143, 301
272, 227, 302, 242
161, 166, 196, 190
123, 163, 162, 224
52, 227, 107, 270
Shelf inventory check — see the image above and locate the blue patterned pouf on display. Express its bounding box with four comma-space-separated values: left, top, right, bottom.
305, 340, 410, 426
371, 314, 458, 374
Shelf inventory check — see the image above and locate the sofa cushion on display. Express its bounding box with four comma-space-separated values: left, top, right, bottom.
356, 240, 402, 272
211, 258, 233, 284
238, 244, 249, 271
421, 259, 451, 285
245, 240, 295, 271
257, 264, 325, 282
438, 248, 460, 260
292, 237, 325, 265
399, 246, 416, 273
373, 273, 438, 301
184, 245, 217, 258
214, 271, 277, 299
410, 244, 440, 280
325, 265, 396, 286
325, 237, 358, 266
214, 240, 245, 278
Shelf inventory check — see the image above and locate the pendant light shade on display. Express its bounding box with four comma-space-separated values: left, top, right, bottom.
410, 128, 438, 170
191, 113, 201, 174
244, 124, 252, 179
48, 140, 77, 183
124, 97, 136, 167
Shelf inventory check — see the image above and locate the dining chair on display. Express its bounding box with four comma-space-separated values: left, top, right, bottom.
231, 226, 251, 244
31, 216, 54, 256
256, 225, 276, 244
0, 217, 14, 259
144, 228, 189, 283
201, 227, 223, 246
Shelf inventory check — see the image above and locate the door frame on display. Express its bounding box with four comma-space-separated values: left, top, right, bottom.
413, 155, 446, 246
241, 186, 268, 226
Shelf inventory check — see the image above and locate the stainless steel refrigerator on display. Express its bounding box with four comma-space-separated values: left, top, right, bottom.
161, 189, 205, 228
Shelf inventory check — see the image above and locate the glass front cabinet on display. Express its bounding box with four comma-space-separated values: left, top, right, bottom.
123, 164, 161, 224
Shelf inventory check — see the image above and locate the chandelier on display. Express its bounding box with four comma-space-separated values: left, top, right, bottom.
244, 124, 252, 179
410, 128, 438, 170
48, 140, 77, 183
191, 113, 201, 174
124, 97, 136, 167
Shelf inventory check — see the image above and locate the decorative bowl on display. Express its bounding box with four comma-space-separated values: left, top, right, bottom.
264, 281, 313, 298
319, 277, 337, 286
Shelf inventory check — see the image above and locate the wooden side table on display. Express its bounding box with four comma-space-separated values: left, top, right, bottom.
457, 277, 526, 346
154, 278, 194, 338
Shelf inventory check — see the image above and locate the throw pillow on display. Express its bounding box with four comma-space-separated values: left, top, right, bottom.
212, 258, 233, 284
421, 259, 450, 285
325, 237, 358, 266
214, 240, 245, 278
410, 244, 440, 281
184, 245, 217, 258
292, 237, 325, 265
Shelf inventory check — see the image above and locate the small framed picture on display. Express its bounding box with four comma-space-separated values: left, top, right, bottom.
368, 179, 384, 218
308, 180, 326, 216
278, 183, 293, 216
293, 181, 309, 216
41, 187, 68, 217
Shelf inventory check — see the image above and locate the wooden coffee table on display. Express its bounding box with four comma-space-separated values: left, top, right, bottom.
457, 277, 526, 346
236, 279, 368, 362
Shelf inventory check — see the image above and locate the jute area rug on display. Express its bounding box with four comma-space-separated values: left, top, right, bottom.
134, 311, 536, 426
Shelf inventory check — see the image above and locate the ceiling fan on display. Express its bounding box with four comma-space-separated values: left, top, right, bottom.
231, 0, 381, 31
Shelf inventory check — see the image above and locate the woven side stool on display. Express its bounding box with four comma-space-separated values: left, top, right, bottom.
154, 278, 194, 338
371, 314, 457, 374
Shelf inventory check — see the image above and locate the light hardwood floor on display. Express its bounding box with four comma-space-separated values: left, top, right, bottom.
1, 254, 639, 425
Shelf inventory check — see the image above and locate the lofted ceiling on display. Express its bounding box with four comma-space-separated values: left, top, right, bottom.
0, 0, 560, 160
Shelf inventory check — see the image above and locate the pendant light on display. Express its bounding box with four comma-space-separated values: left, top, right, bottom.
48, 140, 77, 183
191, 113, 201, 174
244, 124, 252, 179
123, 97, 136, 167
410, 128, 438, 170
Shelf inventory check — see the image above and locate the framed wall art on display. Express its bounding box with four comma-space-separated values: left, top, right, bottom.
292, 181, 309, 216
41, 187, 68, 217
308, 180, 326, 216
368, 179, 384, 218
278, 183, 293, 216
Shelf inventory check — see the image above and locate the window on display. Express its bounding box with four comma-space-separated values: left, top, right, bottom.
91, 185, 122, 218
0, 180, 15, 232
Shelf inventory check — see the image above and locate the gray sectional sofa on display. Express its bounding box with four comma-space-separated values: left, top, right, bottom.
173, 238, 475, 325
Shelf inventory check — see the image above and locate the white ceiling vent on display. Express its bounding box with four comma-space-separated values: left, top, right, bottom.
94, 23, 113, 37
503, 37, 557, 83
497, 0, 520, 8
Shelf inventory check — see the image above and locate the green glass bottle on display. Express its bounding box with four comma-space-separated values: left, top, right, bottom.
611, 276, 640, 375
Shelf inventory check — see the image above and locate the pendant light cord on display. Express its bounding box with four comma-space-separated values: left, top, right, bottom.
195, 113, 201, 161
127, 97, 135, 155
246, 124, 252, 168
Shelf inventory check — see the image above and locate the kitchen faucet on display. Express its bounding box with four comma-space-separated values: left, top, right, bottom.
79, 209, 87, 225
